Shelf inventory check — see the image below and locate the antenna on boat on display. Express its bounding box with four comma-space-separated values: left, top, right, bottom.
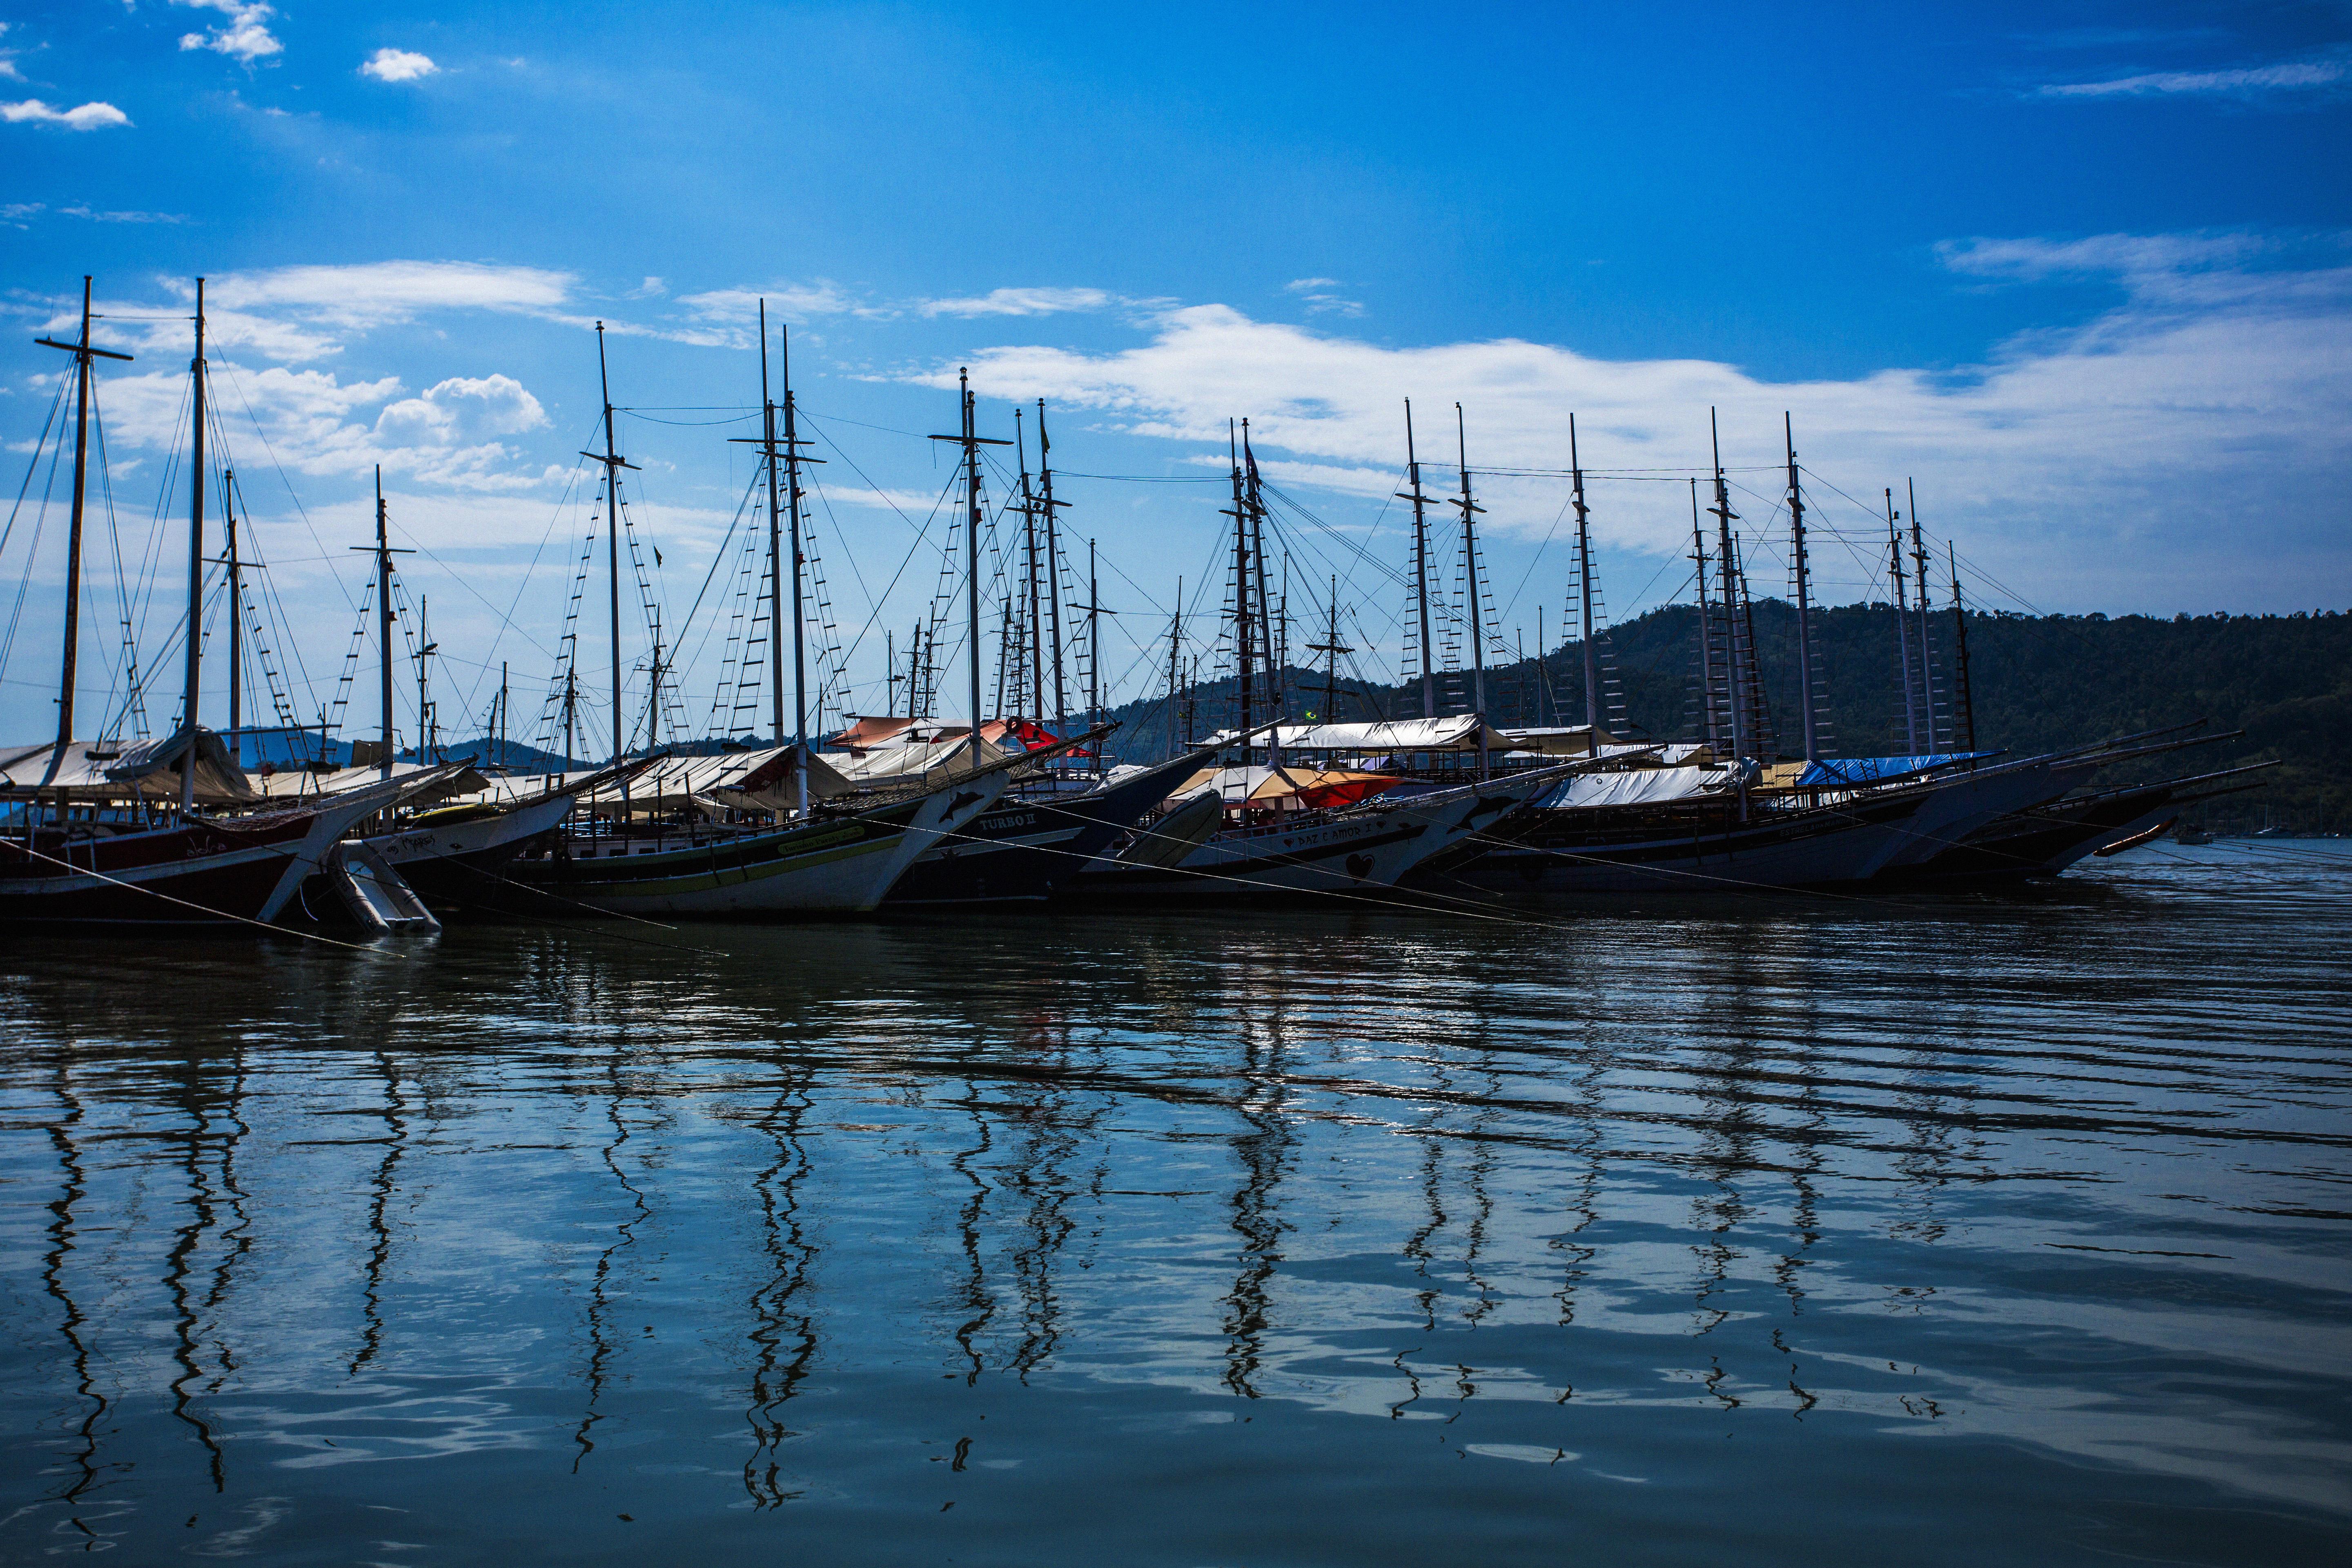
1786, 413, 1819, 762
34, 278, 132, 788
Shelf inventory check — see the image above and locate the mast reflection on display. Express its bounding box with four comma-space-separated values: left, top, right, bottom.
743, 1069, 818, 1508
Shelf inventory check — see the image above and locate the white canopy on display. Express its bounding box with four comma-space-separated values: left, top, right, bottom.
0, 730, 256, 804
1538, 766, 1725, 810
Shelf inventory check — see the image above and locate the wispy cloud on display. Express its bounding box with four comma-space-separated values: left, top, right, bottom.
2038, 52, 2348, 98
918, 287, 1112, 319
60, 204, 187, 224
911, 232, 2352, 606
1285, 277, 1363, 316
1936, 231, 2275, 280
0, 22, 22, 82
360, 47, 439, 84
2, 99, 130, 131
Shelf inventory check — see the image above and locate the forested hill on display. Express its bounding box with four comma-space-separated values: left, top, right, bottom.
1098, 603, 2352, 832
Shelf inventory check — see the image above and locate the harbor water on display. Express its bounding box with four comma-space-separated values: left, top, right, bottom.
2, 841, 2348, 1563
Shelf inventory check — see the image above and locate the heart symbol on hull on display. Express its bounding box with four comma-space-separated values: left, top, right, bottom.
1345, 853, 1375, 882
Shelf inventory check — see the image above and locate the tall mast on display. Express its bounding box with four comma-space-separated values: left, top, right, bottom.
1037, 401, 1068, 731
1244, 423, 1279, 730
1690, 479, 1719, 748
780, 328, 818, 787
1786, 413, 1818, 762
372, 468, 398, 779
1907, 478, 1936, 750
1454, 404, 1488, 776
1707, 409, 1746, 763
34, 277, 131, 768
415, 594, 437, 764
1308, 575, 1352, 762
1167, 579, 1183, 760
1886, 488, 1918, 754
1570, 412, 1598, 730
1016, 409, 1042, 722
758, 301, 784, 743
1227, 420, 1254, 751
1087, 539, 1102, 744
1400, 400, 1436, 718
499, 661, 509, 769
180, 278, 207, 810
929, 370, 1007, 768
1948, 543, 1977, 752
562, 667, 577, 773
590, 322, 637, 768
223, 474, 241, 753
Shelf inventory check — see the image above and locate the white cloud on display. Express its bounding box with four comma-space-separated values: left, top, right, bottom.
175, 2, 281, 65
2040, 55, 2348, 98
2, 99, 131, 131
0, 22, 21, 81
915, 232, 2352, 607
99, 361, 557, 492
628, 276, 667, 299
918, 287, 1113, 319
361, 48, 439, 84
374, 374, 547, 446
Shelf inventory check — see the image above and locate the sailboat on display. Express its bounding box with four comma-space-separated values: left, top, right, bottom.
1074, 416, 1576, 904
494, 330, 1029, 917
0, 278, 455, 927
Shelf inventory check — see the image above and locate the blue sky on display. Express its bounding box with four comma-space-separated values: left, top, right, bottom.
2, 1, 2347, 751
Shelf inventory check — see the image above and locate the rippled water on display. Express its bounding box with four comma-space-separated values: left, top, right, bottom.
2, 840, 2348, 1564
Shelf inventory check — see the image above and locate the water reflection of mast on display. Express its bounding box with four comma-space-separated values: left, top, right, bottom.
42, 1065, 109, 1535
204, 1045, 255, 1389
164, 1057, 229, 1490
744, 1070, 818, 1509
1007, 1004, 1099, 1383
575, 1055, 650, 1472
949, 1092, 997, 1386
349, 1049, 409, 1378
1221, 993, 1296, 1400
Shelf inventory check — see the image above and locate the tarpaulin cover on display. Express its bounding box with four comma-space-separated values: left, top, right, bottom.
1537, 766, 1724, 810
1202, 715, 1513, 754
1793, 753, 1996, 788
0, 730, 256, 804
1169, 764, 1403, 811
